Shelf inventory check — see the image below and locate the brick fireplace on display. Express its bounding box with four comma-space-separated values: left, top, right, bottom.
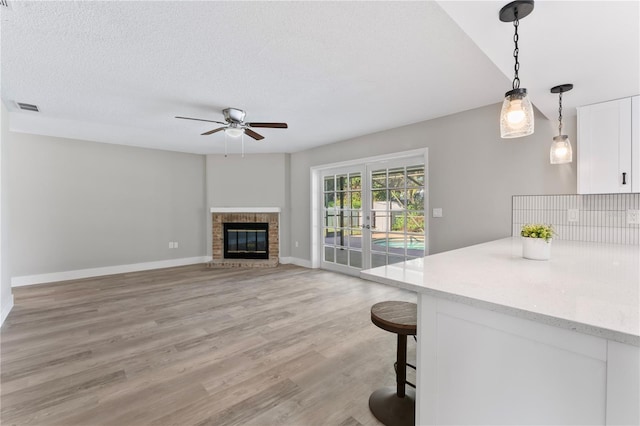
209, 208, 279, 268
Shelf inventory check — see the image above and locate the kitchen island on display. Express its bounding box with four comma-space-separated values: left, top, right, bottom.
360, 237, 639, 425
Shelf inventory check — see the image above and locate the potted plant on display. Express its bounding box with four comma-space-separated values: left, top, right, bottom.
520, 224, 554, 260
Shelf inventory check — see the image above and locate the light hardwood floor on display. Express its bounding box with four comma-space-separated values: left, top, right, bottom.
1, 264, 417, 425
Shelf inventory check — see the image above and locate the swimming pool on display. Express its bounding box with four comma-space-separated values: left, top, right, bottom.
372, 237, 425, 251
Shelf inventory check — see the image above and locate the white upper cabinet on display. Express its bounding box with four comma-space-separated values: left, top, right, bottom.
577, 96, 639, 194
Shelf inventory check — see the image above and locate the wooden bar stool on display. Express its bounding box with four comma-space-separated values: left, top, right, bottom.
369, 301, 417, 426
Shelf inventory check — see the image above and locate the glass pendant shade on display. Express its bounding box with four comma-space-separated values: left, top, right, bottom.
224, 127, 244, 138
500, 88, 535, 138
550, 135, 572, 164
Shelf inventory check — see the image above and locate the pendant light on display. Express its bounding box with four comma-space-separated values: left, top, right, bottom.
549, 84, 573, 164
499, 0, 535, 138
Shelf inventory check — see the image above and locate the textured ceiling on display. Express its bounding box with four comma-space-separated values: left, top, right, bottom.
1, 1, 638, 155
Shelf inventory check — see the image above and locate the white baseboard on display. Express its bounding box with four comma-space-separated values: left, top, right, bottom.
11, 257, 209, 287
279, 257, 314, 268
1, 294, 14, 327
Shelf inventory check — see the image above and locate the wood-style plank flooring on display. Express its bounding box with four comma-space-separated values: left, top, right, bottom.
1, 264, 417, 425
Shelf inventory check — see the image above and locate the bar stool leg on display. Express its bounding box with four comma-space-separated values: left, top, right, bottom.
369, 333, 415, 426
397, 334, 407, 398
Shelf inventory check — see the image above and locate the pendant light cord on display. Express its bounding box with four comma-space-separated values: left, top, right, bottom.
558, 92, 563, 136
512, 12, 521, 90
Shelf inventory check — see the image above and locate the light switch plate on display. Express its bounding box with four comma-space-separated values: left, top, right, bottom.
567, 209, 579, 223
433, 208, 443, 218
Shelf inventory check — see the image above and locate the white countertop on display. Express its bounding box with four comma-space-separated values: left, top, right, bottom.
360, 237, 640, 346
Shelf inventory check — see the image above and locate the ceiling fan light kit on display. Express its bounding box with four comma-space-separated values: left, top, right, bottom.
175, 107, 287, 145
549, 83, 574, 164
499, 0, 535, 139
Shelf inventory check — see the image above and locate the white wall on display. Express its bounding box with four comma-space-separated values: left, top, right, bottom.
289, 103, 577, 261
1, 103, 13, 324
205, 153, 291, 258
7, 131, 206, 278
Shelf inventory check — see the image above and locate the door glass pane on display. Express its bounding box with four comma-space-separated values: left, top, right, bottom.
324, 246, 335, 262
350, 174, 362, 190
337, 174, 348, 191
336, 248, 348, 265
324, 193, 335, 208
349, 250, 362, 268
388, 168, 405, 188
348, 229, 362, 249
371, 190, 388, 209
372, 253, 387, 268
372, 171, 386, 188
324, 176, 335, 191
406, 166, 424, 187
371, 234, 387, 252
389, 190, 405, 209
391, 212, 405, 232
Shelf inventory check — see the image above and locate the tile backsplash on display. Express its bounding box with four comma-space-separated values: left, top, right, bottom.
512, 193, 640, 245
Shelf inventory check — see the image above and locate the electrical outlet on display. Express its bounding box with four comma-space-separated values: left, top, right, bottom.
567, 209, 579, 223
627, 210, 640, 225
432, 208, 443, 218
168, 242, 174, 249
295, 241, 299, 248
174, 242, 179, 248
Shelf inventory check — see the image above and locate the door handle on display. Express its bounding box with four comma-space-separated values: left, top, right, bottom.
622, 172, 627, 185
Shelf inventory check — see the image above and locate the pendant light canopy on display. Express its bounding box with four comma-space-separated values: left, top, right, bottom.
499, 0, 535, 138
549, 84, 574, 164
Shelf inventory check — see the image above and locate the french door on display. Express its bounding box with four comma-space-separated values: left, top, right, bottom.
320, 156, 426, 274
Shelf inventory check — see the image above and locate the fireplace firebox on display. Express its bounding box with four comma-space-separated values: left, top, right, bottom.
223, 222, 269, 259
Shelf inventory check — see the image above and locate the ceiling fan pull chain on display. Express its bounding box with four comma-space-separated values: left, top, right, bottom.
242, 133, 245, 158
224, 133, 228, 157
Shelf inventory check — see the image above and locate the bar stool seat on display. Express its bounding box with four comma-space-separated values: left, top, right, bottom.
369, 301, 417, 426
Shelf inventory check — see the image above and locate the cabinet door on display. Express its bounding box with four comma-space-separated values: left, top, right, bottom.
632, 96, 639, 192
578, 97, 632, 194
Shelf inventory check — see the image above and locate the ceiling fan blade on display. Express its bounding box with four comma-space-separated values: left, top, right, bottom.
201, 127, 226, 136
244, 128, 265, 140
175, 116, 227, 125
246, 122, 288, 129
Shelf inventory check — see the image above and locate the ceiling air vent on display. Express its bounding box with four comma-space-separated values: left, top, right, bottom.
16, 102, 39, 112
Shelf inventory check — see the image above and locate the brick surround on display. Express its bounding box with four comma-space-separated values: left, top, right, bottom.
209, 212, 279, 268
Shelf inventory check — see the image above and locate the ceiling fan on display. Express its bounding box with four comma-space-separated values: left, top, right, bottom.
175, 108, 287, 141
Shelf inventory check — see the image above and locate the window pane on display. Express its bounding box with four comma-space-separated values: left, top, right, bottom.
407, 189, 424, 210
324, 228, 336, 245
349, 250, 362, 268
324, 176, 335, 192
372, 253, 387, 268
372, 171, 386, 189
391, 212, 405, 232
407, 166, 424, 187
336, 248, 348, 265
336, 192, 349, 209
324, 193, 335, 208
371, 235, 388, 253
324, 246, 335, 262
335, 229, 348, 248
349, 174, 362, 190
337, 174, 348, 191
349, 211, 362, 230
348, 229, 362, 250
389, 190, 405, 210
350, 191, 361, 209
406, 213, 425, 233
371, 190, 388, 209
388, 168, 405, 188
387, 233, 407, 256
371, 211, 389, 232
324, 212, 337, 228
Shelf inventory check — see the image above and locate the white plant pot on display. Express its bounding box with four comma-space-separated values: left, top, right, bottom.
522, 237, 552, 261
